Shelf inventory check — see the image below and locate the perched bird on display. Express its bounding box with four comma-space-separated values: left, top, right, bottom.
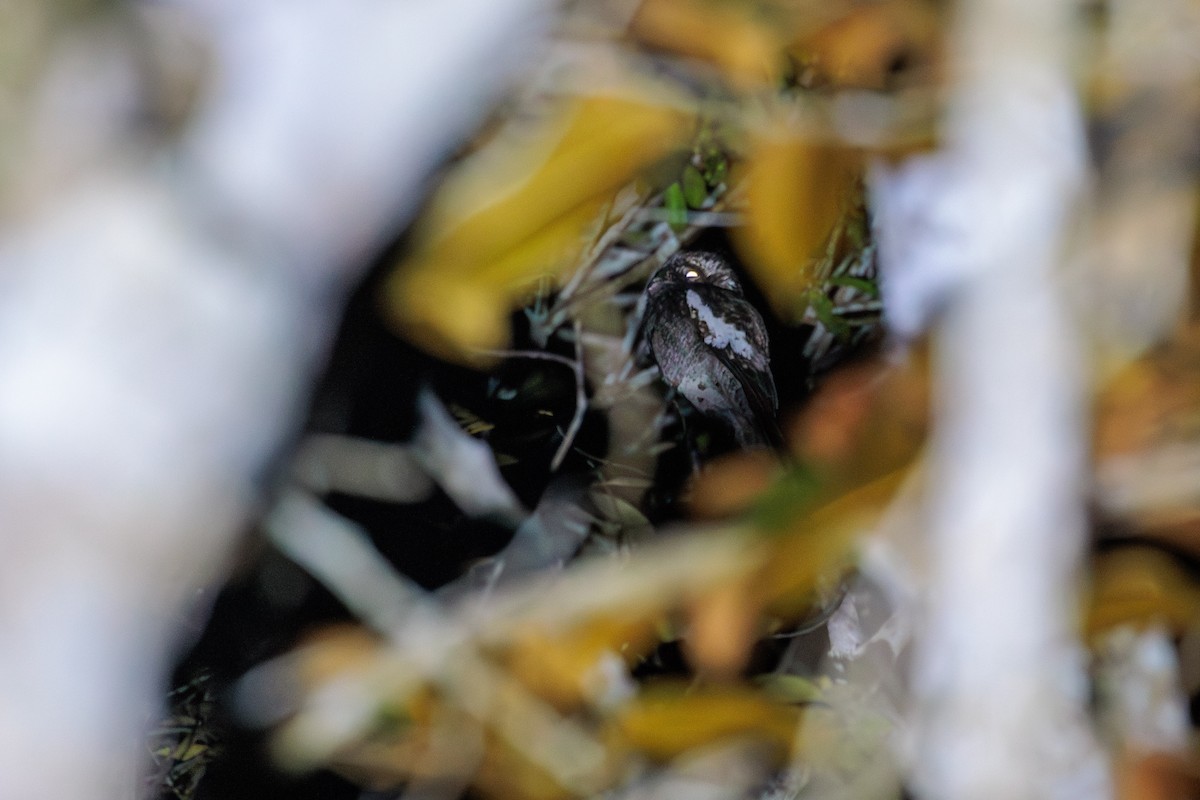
638, 251, 781, 449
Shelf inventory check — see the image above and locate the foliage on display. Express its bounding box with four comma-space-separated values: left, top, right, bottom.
165, 0, 1200, 797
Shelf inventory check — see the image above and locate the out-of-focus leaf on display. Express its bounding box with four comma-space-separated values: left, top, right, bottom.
685, 578, 759, 678
663, 181, 688, 229
1094, 326, 1200, 556
610, 684, 801, 762
473, 732, 587, 800
731, 126, 861, 318
628, 0, 786, 88
749, 465, 823, 534
386, 95, 693, 363
1095, 325, 1200, 460
332, 701, 584, 800
757, 673, 824, 705
505, 616, 657, 710
787, 354, 929, 486
704, 151, 728, 186
681, 164, 708, 208
808, 291, 851, 337
291, 434, 434, 504
1087, 548, 1200, 641
788, 0, 943, 90
289, 625, 386, 690
1116, 752, 1200, 800
325, 704, 447, 791
685, 449, 782, 519
752, 471, 906, 617
490, 477, 592, 580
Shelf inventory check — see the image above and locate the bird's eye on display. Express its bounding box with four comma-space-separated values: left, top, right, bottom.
682, 268, 701, 280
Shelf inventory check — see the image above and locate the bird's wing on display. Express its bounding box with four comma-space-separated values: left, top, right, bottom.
685, 285, 781, 444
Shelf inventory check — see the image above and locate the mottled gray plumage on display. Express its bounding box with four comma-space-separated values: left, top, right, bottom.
639, 251, 780, 448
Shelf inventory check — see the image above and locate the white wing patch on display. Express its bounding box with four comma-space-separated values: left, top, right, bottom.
686, 289, 758, 361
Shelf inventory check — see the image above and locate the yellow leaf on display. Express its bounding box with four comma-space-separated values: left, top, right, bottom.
789, 0, 943, 91
629, 0, 787, 88
386, 95, 694, 363
753, 470, 905, 616
391, 199, 601, 361
611, 684, 801, 762
1087, 547, 1200, 641
473, 735, 580, 800
732, 127, 861, 317
292, 624, 385, 689
505, 616, 661, 710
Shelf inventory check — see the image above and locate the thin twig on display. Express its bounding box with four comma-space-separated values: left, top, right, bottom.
474, 344, 588, 471
552, 319, 588, 471
475, 348, 577, 369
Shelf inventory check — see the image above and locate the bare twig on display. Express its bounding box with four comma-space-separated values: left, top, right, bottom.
552, 319, 589, 471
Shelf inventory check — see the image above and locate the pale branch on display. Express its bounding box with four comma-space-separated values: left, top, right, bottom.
0, 1, 552, 797
870, 0, 1111, 796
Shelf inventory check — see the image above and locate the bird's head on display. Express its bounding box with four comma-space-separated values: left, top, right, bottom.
647, 251, 743, 295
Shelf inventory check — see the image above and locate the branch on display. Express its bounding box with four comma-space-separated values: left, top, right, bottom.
0, 1, 551, 797
870, 0, 1110, 796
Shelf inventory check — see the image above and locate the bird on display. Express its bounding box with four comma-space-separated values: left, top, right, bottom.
638, 250, 781, 449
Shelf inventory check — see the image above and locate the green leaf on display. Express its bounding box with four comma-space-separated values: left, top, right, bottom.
751, 466, 822, 534
704, 154, 728, 187
681, 165, 708, 209
810, 293, 851, 337
663, 182, 688, 229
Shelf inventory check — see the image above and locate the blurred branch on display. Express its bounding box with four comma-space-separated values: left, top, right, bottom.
251, 488, 615, 793
413, 389, 528, 525
0, 1, 551, 797
870, 0, 1111, 796
292, 434, 435, 503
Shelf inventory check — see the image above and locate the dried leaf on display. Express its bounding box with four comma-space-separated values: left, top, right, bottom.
790, 0, 943, 90
611, 684, 801, 762
1087, 548, 1200, 641
629, 0, 786, 88
1095, 325, 1200, 459
685, 449, 782, 519
753, 471, 905, 616
506, 616, 656, 710
684, 578, 760, 678
387, 95, 693, 362
787, 353, 929, 486
732, 127, 861, 317
1116, 752, 1200, 800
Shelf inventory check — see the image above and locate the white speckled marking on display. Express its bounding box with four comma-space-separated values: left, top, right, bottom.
686, 289, 757, 360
